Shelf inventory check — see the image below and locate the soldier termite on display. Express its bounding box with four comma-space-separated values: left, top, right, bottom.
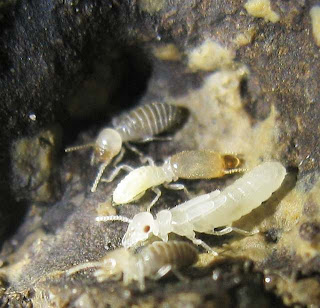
65, 102, 184, 192
104, 150, 245, 211
66, 241, 198, 291
96, 162, 286, 254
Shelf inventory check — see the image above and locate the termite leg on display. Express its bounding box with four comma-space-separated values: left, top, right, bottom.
112, 147, 126, 167
139, 136, 173, 143
137, 259, 146, 291
138, 279, 146, 292
124, 142, 155, 165
164, 183, 192, 199
141, 155, 155, 165
153, 264, 172, 280
90, 151, 95, 166
211, 226, 258, 236
95, 270, 122, 283
124, 142, 144, 157
231, 227, 259, 236
152, 264, 188, 282
191, 238, 218, 256
101, 164, 134, 183
147, 187, 162, 212
210, 226, 233, 236
170, 267, 190, 282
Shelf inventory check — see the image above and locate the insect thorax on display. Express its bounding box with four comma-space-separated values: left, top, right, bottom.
114, 125, 137, 142
155, 210, 173, 241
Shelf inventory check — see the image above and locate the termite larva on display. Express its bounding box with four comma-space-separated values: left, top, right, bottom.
105, 150, 245, 210
66, 241, 198, 291
96, 162, 286, 254
65, 102, 184, 192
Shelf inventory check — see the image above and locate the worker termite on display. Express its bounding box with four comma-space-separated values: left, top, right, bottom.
65, 102, 184, 192
104, 150, 245, 210
96, 162, 286, 254
66, 241, 198, 291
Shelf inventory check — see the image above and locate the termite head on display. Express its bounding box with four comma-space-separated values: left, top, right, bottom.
223, 154, 243, 170
93, 128, 122, 165
94, 248, 134, 282
122, 212, 159, 248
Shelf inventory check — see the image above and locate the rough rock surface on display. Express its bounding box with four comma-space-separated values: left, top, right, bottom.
1, 0, 320, 307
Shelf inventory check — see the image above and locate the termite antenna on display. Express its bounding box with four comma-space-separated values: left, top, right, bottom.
66, 261, 104, 276
96, 215, 133, 224
91, 162, 109, 192
224, 168, 248, 175
65, 143, 95, 152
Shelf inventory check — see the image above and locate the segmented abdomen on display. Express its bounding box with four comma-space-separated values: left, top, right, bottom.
139, 241, 198, 277
113, 102, 182, 142
113, 166, 173, 204
172, 162, 286, 233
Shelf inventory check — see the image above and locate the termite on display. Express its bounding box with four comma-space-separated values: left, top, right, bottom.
65, 102, 184, 192
96, 162, 286, 254
66, 241, 198, 291
104, 150, 245, 210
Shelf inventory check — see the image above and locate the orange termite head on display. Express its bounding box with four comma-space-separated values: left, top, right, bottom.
222, 154, 243, 171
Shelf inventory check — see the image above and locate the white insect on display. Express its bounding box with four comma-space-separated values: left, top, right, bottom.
96, 162, 286, 254
105, 150, 245, 210
65, 102, 184, 192
66, 241, 198, 291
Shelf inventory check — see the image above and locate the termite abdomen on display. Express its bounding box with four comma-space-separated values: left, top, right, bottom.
113, 102, 185, 141
140, 241, 198, 275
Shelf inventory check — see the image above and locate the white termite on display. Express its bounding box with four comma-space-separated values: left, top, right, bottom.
96, 162, 286, 254
66, 241, 198, 291
104, 150, 245, 210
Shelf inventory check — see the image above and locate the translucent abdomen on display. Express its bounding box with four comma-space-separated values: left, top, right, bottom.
170, 150, 226, 179
139, 241, 198, 277
171, 162, 286, 233
113, 102, 182, 142
113, 166, 173, 204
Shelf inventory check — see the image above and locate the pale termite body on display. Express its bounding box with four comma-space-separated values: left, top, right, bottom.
96, 162, 287, 254
65, 102, 184, 192
66, 241, 198, 291
108, 150, 244, 209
